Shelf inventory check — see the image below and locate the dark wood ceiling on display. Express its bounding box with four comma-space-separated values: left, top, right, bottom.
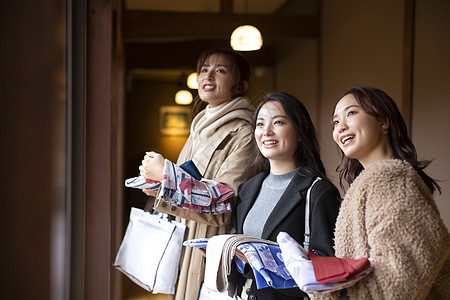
122, 0, 320, 72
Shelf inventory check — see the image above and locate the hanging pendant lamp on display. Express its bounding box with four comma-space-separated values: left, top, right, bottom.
175, 90, 193, 105
230, 24, 263, 51
186, 72, 198, 89
230, 0, 263, 51
175, 72, 193, 105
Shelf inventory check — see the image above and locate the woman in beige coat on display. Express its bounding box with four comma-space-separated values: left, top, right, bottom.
140, 48, 256, 300
319, 86, 450, 299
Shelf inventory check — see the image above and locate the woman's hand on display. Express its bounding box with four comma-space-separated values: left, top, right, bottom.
139, 151, 165, 182
199, 248, 206, 257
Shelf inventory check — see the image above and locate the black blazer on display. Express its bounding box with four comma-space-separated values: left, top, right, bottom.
232, 171, 341, 300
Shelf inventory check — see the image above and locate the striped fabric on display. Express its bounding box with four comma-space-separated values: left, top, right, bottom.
125, 159, 234, 214
277, 232, 372, 295
183, 235, 296, 291
184, 233, 372, 295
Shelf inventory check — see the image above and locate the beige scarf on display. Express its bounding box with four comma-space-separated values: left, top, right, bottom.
177, 97, 253, 164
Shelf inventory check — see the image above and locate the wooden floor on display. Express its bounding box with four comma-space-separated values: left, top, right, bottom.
123, 276, 169, 300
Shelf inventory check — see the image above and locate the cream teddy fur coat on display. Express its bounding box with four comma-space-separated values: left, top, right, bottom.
313, 159, 450, 300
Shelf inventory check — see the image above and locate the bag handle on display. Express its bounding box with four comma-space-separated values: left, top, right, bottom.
303, 177, 321, 251
144, 196, 156, 212
144, 196, 175, 221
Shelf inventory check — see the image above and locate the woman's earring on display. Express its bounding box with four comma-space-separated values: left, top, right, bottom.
381, 128, 388, 135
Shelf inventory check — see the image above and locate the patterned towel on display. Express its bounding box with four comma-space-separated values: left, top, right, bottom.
277, 231, 372, 295
125, 159, 234, 214
184, 235, 296, 291
186, 233, 373, 294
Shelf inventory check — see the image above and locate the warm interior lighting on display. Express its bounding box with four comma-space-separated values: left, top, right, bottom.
230, 24, 263, 51
175, 90, 193, 105
187, 72, 198, 89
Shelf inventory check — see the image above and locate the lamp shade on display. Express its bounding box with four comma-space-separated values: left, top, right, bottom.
230, 24, 263, 51
175, 90, 193, 105
187, 72, 198, 89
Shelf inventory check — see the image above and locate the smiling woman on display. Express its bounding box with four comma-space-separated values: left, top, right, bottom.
332, 94, 391, 168
137, 48, 257, 300
197, 53, 237, 107
231, 92, 341, 300
318, 86, 450, 300
254, 101, 298, 174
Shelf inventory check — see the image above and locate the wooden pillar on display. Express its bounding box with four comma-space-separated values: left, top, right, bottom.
84, 0, 113, 299
0, 0, 67, 299
111, 0, 125, 299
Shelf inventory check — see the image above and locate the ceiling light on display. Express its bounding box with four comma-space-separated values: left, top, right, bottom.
187, 72, 198, 89
175, 90, 193, 105
230, 0, 262, 51
230, 24, 263, 51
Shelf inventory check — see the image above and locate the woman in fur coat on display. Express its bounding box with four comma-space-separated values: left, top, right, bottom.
321, 86, 450, 299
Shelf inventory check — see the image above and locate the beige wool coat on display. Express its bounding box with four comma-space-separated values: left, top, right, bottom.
153, 97, 256, 300
313, 159, 450, 300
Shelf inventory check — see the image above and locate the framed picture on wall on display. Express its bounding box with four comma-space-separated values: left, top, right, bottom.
159, 106, 192, 136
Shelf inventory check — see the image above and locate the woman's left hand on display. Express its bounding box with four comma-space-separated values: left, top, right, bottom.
139, 151, 165, 182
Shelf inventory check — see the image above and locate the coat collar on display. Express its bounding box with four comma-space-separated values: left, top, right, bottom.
194, 121, 242, 175
236, 171, 316, 239
178, 119, 248, 175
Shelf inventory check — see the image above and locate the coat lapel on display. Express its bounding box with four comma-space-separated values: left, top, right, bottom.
190, 121, 242, 176
261, 173, 315, 240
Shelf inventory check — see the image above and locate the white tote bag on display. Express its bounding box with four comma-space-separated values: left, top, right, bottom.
113, 207, 186, 294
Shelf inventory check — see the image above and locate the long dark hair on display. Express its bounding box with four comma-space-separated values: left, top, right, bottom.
192, 48, 251, 115
335, 86, 441, 194
252, 92, 327, 178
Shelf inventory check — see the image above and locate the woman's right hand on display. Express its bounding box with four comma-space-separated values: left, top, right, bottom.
139, 151, 165, 182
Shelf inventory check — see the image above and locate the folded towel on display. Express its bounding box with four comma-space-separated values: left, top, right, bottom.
125, 175, 160, 190
196, 235, 278, 293
124, 159, 201, 190
125, 160, 233, 214
185, 236, 297, 290
235, 242, 297, 289
308, 250, 371, 284
277, 231, 372, 295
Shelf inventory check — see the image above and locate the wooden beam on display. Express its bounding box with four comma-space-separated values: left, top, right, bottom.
124, 41, 276, 69
220, 0, 233, 14
123, 10, 319, 42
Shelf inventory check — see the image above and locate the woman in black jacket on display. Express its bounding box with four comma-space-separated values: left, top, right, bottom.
232, 92, 341, 300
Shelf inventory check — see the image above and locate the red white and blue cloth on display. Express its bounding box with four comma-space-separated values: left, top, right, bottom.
183, 237, 297, 290
125, 159, 234, 215
277, 232, 372, 294
184, 233, 371, 294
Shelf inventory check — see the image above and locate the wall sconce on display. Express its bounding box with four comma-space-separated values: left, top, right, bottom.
186, 72, 198, 89
175, 89, 193, 105
230, 0, 263, 51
